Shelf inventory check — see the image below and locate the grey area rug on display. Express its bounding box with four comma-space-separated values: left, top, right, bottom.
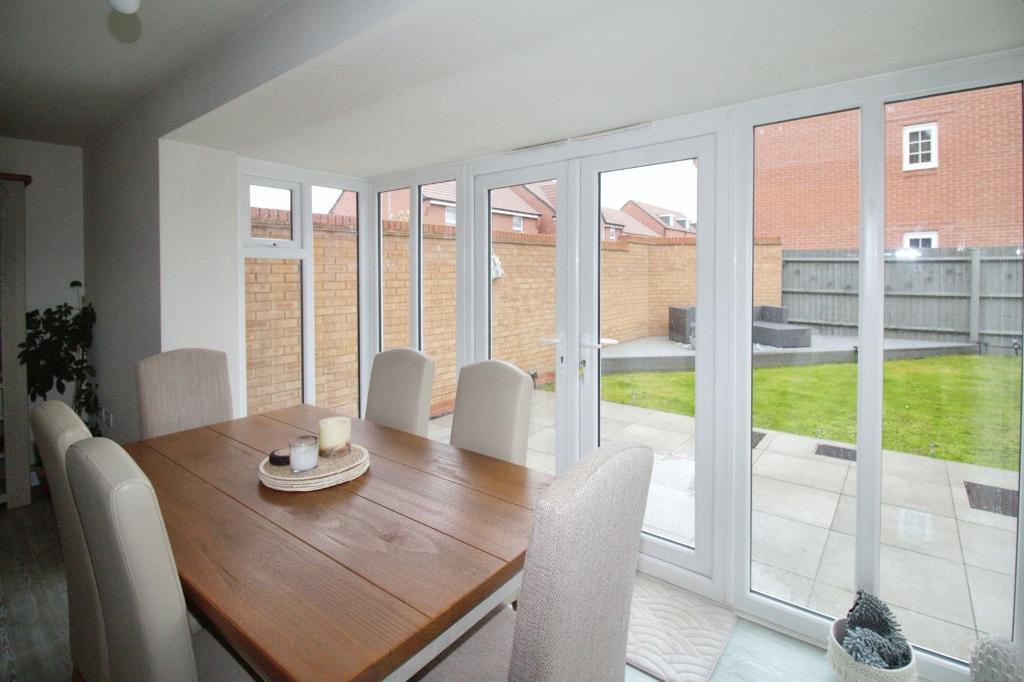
627, 574, 736, 682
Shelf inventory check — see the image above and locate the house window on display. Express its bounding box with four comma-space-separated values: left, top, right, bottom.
511, 216, 524, 232
608, 227, 617, 242
903, 123, 938, 170
902, 231, 938, 249
658, 214, 673, 227
444, 205, 457, 225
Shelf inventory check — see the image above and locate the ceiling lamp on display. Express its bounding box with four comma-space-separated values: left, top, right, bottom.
109, 0, 140, 14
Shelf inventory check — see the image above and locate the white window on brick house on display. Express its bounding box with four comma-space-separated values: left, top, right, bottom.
444, 205, 456, 225
903, 231, 938, 249
903, 123, 938, 170
658, 214, 673, 226
511, 215, 524, 232
608, 227, 617, 241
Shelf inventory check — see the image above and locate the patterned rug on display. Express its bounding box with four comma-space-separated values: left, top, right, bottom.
627, 574, 736, 681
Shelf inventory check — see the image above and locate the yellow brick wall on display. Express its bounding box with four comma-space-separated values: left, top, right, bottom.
245, 258, 303, 414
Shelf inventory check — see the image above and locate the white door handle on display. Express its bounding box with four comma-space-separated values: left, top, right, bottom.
538, 337, 563, 346
580, 337, 619, 350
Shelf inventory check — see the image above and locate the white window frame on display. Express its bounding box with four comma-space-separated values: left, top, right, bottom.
658, 213, 673, 226
511, 215, 524, 232
903, 230, 939, 249
361, 50, 1024, 682
903, 122, 938, 170
244, 176, 302, 249
444, 205, 457, 226
608, 227, 617, 241
237, 159, 373, 417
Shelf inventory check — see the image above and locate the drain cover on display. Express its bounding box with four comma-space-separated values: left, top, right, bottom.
964, 481, 1019, 518
815, 443, 857, 462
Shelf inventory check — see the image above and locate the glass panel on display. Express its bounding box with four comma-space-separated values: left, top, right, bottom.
598, 159, 700, 547
379, 188, 412, 349
249, 184, 293, 241
882, 83, 1022, 661
489, 180, 557, 473
313, 186, 359, 417
751, 109, 860, 615
421, 181, 458, 440
245, 258, 302, 414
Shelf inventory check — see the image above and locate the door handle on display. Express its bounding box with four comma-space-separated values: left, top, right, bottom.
580, 337, 619, 350
538, 337, 563, 346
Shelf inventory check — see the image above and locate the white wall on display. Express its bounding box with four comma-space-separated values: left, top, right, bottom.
158, 140, 242, 417
0, 137, 84, 313
83, 0, 416, 443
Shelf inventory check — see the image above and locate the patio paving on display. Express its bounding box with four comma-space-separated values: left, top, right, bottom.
429, 389, 1020, 662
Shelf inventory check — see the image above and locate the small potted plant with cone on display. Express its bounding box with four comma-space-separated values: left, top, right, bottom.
827, 591, 917, 681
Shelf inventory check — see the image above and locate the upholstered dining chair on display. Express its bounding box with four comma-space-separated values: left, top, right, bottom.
422, 441, 654, 680
449, 360, 533, 464
30, 401, 107, 682
66, 437, 253, 682
136, 348, 233, 439
363, 347, 436, 437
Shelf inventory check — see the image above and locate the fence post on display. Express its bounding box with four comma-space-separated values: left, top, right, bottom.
970, 247, 981, 343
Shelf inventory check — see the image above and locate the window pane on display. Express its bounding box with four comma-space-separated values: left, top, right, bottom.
598, 159, 700, 547
489, 180, 557, 473
752, 109, 860, 616
421, 181, 458, 433
249, 184, 293, 241
313, 186, 359, 417
882, 83, 1022, 661
380, 188, 411, 349
245, 258, 302, 414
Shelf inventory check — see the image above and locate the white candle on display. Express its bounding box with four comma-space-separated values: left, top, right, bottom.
289, 435, 319, 473
319, 416, 351, 456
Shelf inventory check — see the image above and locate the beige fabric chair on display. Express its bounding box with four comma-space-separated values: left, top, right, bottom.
363, 347, 436, 437
449, 360, 533, 464
136, 348, 233, 439
30, 401, 108, 682
423, 441, 654, 680
66, 437, 253, 682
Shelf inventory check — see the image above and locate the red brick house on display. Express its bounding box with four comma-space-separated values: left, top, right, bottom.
754, 83, 1023, 250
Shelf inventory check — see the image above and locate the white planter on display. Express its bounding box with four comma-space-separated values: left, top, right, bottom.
826, 618, 917, 682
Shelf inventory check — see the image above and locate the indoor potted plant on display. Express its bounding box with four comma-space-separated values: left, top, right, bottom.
826, 590, 917, 681
17, 281, 102, 434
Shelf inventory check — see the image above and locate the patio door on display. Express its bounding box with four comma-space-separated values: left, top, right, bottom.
579, 136, 717, 578
473, 162, 577, 475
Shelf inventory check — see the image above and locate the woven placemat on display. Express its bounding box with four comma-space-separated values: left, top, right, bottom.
258, 444, 369, 492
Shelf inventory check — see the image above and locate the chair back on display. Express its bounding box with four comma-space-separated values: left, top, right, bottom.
364, 348, 436, 436
449, 360, 532, 464
30, 401, 108, 682
137, 348, 232, 438
509, 442, 653, 680
67, 438, 197, 682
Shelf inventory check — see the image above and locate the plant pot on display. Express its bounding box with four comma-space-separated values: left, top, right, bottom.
827, 618, 917, 682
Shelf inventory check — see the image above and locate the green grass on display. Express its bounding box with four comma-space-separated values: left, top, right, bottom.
600, 354, 1022, 470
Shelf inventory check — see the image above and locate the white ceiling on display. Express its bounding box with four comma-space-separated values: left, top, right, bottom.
0, 0, 282, 146
168, 0, 1024, 179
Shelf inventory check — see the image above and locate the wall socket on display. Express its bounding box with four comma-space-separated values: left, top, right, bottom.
100, 408, 114, 428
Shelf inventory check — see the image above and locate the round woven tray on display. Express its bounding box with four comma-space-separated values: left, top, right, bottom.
258, 444, 370, 492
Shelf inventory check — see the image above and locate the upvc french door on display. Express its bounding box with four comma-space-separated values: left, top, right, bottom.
579, 136, 718, 579
472, 162, 577, 475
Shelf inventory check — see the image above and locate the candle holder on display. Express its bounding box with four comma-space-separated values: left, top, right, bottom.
319, 416, 352, 457
289, 435, 319, 473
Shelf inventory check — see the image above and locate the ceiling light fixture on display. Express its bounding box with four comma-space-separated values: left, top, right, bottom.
108, 0, 140, 14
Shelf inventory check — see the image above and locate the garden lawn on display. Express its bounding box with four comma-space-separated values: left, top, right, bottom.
600, 354, 1022, 470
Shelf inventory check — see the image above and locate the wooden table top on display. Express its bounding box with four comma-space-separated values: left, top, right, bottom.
125, 404, 552, 681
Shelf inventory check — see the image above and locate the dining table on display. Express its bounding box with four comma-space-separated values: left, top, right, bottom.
123, 404, 553, 681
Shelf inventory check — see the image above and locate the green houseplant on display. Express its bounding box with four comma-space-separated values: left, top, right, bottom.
17, 281, 102, 434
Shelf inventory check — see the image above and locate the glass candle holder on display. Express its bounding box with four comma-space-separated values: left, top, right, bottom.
289, 435, 319, 473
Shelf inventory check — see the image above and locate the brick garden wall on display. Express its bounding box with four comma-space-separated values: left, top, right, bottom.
245, 211, 782, 417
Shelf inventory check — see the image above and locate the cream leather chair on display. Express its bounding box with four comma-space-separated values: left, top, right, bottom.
66, 438, 253, 681
136, 348, 233, 438
363, 347, 436, 437
423, 442, 654, 680
30, 401, 107, 682
449, 360, 533, 464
